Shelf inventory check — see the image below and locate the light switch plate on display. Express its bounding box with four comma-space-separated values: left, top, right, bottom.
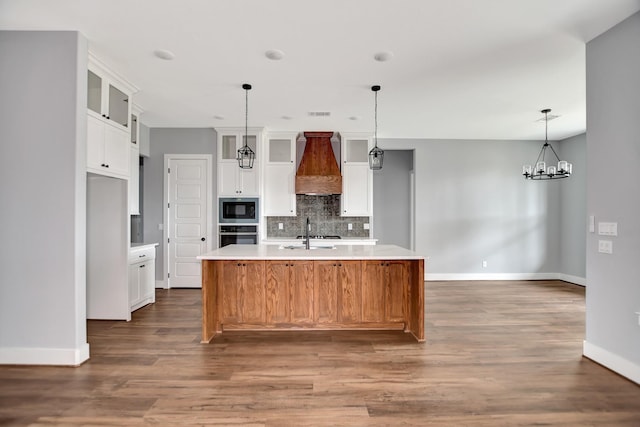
589, 215, 595, 233
598, 240, 613, 254
598, 222, 618, 236
348, 223, 353, 230
278, 222, 283, 230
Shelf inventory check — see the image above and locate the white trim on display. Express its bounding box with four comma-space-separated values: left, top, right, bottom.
557, 273, 586, 286
583, 341, 640, 385
0, 343, 90, 366
163, 154, 213, 289
425, 272, 586, 285
155, 279, 167, 289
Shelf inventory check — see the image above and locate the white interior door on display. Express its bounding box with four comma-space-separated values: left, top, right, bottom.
167, 157, 209, 288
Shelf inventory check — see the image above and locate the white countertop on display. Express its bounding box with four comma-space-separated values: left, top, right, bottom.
198, 244, 424, 260
130, 243, 159, 250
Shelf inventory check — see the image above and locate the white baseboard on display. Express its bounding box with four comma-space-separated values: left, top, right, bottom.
583, 340, 640, 385
557, 273, 586, 286
155, 279, 167, 289
0, 343, 90, 366
425, 272, 586, 286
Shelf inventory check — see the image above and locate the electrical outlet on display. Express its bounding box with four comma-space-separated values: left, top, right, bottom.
348, 223, 353, 230
278, 222, 283, 230
482, 260, 487, 268
598, 240, 613, 254
363, 223, 370, 230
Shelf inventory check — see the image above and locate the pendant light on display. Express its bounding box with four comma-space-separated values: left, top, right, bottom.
368, 85, 384, 170
237, 83, 255, 169
522, 109, 572, 180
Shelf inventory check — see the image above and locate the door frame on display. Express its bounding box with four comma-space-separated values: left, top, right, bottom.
163, 154, 213, 289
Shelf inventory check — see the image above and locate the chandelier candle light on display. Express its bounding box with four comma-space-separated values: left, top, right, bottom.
522, 108, 572, 180
237, 83, 255, 169
369, 85, 384, 170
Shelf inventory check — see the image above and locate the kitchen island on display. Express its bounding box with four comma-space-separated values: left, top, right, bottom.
198, 244, 425, 342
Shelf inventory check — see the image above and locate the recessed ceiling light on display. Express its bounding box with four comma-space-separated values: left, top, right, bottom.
213, 115, 225, 120
265, 49, 285, 60
281, 115, 293, 120
348, 116, 359, 121
373, 51, 394, 62
154, 49, 175, 60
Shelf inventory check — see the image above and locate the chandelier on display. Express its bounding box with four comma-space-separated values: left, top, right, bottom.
237, 83, 255, 169
368, 85, 384, 170
522, 109, 572, 180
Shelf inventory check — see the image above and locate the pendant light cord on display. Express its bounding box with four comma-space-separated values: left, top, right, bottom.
244, 86, 248, 148
374, 89, 378, 148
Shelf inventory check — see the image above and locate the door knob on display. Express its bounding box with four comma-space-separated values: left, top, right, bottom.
201, 237, 206, 241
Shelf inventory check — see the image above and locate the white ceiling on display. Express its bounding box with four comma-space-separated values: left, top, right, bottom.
2, 0, 639, 140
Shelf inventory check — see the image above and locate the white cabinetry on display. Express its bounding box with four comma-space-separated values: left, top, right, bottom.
87, 54, 136, 179
87, 115, 130, 178
263, 133, 297, 216
129, 107, 141, 215
129, 245, 156, 312
217, 128, 261, 196
340, 134, 373, 216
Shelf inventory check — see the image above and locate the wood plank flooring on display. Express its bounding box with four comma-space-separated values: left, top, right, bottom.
1, 280, 639, 426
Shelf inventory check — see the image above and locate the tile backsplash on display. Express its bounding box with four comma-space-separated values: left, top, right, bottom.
266, 195, 370, 238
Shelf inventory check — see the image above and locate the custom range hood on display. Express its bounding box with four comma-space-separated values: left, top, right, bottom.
295, 131, 342, 195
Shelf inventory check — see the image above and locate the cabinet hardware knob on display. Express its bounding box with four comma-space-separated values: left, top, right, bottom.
139, 264, 145, 268
138, 254, 146, 258
106, 116, 110, 119
201, 237, 206, 241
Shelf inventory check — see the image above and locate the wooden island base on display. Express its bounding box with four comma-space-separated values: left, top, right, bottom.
201, 256, 424, 342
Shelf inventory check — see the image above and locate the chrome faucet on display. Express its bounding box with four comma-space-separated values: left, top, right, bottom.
305, 217, 310, 250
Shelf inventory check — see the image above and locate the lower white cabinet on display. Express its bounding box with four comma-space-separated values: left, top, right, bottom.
129, 245, 156, 312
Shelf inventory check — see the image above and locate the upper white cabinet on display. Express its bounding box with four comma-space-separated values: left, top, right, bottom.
263, 133, 297, 216
87, 114, 130, 178
340, 133, 373, 217
129, 106, 142, 215
87, 59, 132, 129
86, 54, 137, 179
217, 128, 261, 196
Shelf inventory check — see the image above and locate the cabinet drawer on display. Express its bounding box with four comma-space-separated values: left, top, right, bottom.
129, 246, 156, 264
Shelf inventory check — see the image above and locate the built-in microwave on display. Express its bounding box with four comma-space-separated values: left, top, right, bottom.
219, 197, 259, 223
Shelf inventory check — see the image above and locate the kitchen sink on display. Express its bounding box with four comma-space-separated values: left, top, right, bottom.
279, 244, 336, 250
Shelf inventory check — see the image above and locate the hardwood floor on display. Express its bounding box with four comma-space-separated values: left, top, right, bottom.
1, 280, 639, 426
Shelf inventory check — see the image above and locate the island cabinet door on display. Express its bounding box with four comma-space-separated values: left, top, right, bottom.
361, 261, 386, 322
362, 260, 409, 323
289, 261, 314, 323
220, 260, 242, 323
313, 261, 339, 324
220, 260, 265, 324
386, 261, 409, 322
337, 261, 362, 323
265, 260, 291, 323
239, 260, 266, 323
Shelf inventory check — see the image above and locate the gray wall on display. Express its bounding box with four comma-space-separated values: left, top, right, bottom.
559, 133, 586, 279
378, 137, 585, 278
585, 11, 640, 380
0, 31, 89, 364
373, 150, 413, 249
143, 128, 217, 283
